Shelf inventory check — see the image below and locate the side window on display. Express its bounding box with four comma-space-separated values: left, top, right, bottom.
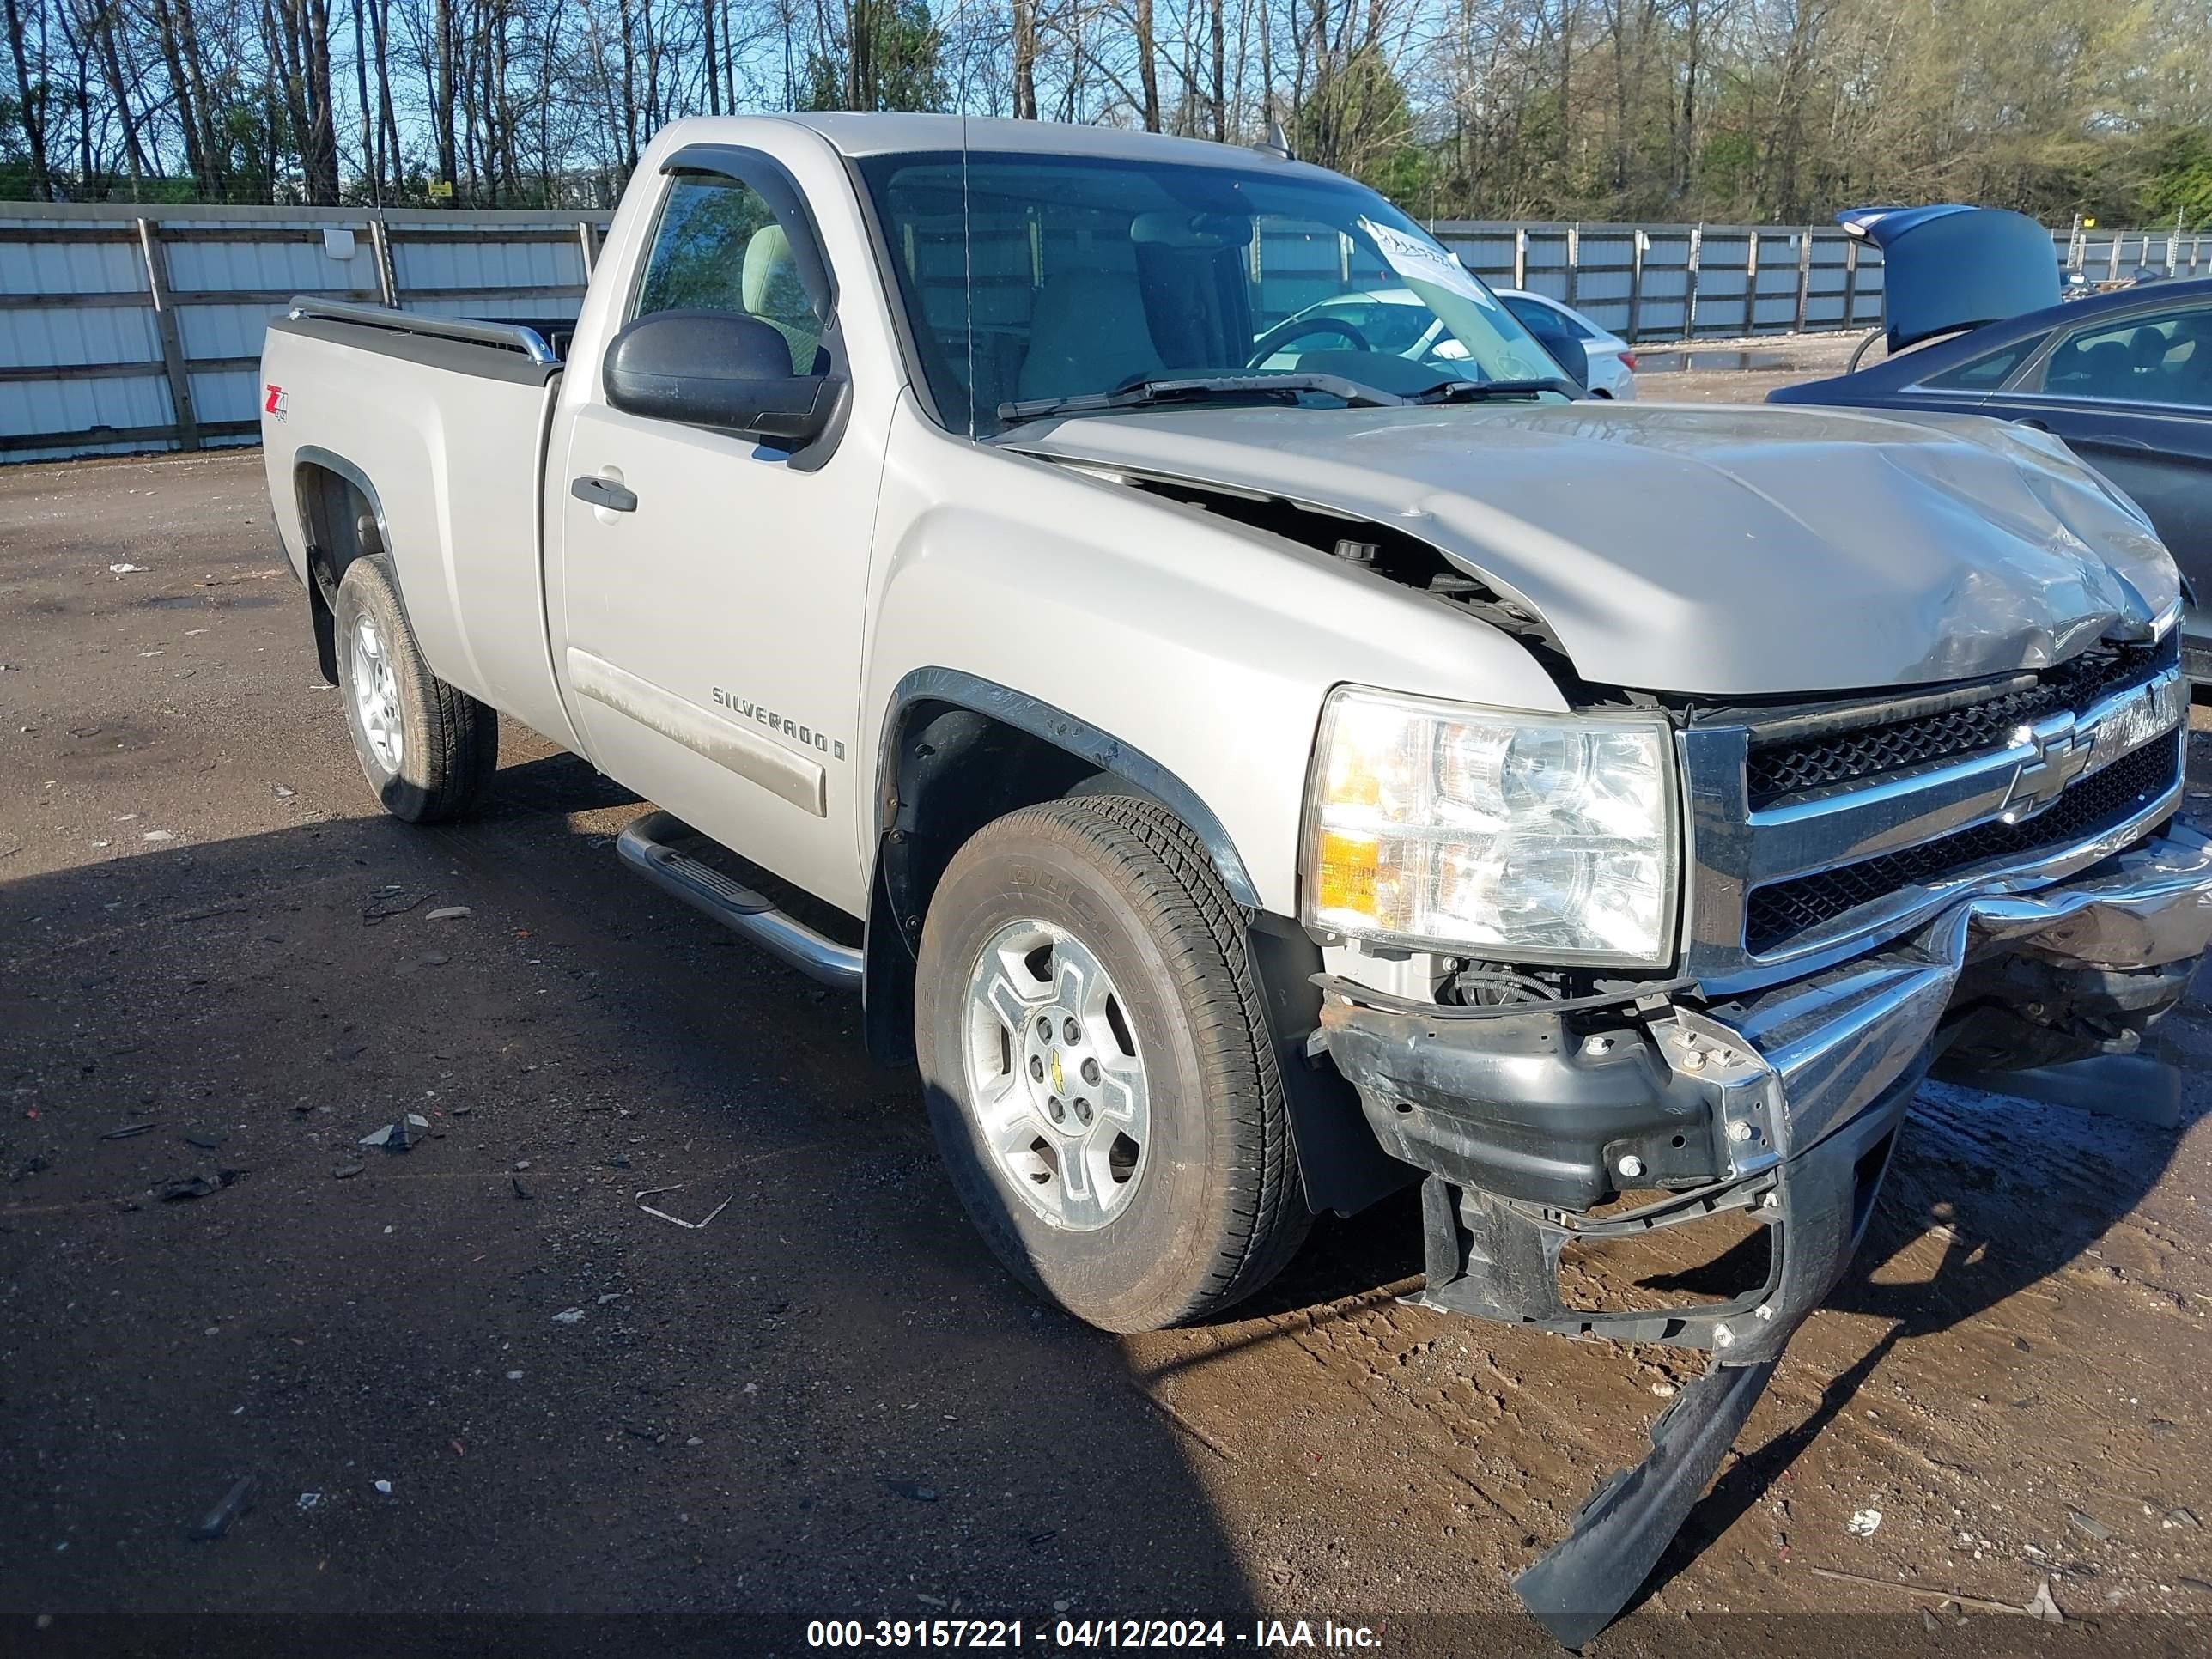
1504, 295, 1595, 341
634, 173, 826, 374
2031, 305, 2212, 408
1921, 338, 2036, 392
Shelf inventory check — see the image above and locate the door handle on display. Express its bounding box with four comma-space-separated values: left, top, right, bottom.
570, 475, 638, 513
2015, 418, 2050, 431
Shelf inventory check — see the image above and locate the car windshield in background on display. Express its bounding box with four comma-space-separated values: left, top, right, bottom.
854, 150, 1569, 435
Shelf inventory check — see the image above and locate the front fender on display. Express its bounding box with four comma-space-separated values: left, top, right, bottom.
857, 401, 1570, 919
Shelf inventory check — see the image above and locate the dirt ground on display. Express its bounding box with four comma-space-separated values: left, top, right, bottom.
3, 419, 2210, 1656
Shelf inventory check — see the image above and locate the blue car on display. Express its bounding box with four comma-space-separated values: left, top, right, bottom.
1771, 206, 2212, 680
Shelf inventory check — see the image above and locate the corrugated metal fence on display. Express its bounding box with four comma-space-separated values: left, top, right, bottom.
1, 202, 2203, 464
1431, 219, 2210, 346
0, 202, 610, 465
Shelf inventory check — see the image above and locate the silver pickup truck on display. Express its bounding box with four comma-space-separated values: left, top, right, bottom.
258, 112, 2212, 1642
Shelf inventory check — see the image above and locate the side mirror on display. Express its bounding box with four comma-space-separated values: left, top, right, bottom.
1515, 306, 1589, 392
603, 309, 841, 442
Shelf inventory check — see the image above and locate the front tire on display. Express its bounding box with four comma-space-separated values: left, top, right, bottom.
333, 556, 498, 823
915, 795, 1309, 1332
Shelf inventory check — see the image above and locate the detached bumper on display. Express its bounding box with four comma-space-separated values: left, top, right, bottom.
1317, 821, 2212, 1645
1322, 820, 2212, 1353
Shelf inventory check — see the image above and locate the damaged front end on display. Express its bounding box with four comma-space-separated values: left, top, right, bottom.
1315, 645, 2212, 1646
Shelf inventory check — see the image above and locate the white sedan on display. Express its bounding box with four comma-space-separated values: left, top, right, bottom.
1259, 286, 1638, 398
1493, 289, 1638, 399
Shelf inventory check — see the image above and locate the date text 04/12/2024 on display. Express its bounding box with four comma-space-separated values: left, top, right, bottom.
804, 1620, 1385, 1650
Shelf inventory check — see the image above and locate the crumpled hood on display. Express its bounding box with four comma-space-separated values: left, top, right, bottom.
1011, 400, 2179, 696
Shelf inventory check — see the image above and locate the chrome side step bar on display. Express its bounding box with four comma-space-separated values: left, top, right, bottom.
615, 810, 863, 988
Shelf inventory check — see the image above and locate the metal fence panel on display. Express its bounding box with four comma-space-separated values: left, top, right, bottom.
0, 202, 613, 460
0, 204, 2187, 461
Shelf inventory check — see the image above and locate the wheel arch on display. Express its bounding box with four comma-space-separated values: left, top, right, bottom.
292, 447, 397, 684
862, 675, 1413, 1218
860, 668, 1260, 1070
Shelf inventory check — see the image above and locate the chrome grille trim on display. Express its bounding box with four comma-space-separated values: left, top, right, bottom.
1681, 665, 2187, 997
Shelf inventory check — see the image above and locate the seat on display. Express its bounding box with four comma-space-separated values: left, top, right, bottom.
1015, 270, 1164, 401
742, 223, 823, 374
2130, 325, 2173, 376
2161, 317, 2212, 408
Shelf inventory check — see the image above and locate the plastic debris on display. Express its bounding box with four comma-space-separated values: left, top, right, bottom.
188, 1475, 255, 1540
1846, 1509, 1883, 1538
108, 562, 148, 574
2167, 1507, 2201, 1529
140, 830, 176, 842
426, 906, 471, 921
635, 1184, 734, 1231
372, 1480, 392, 1497
271, 784, 295, 799
2023, 1578, 2064, 1625
552, 1307, 585, 1324
2068, 1508, 2112, 1542
295, 1492, 323, 1511
331, 1162, 365, 1180
510, 1174, 534, 1200
161, 1170, 240, 1201
358, 1114, 431, 1154
101, 1122, 157, 1140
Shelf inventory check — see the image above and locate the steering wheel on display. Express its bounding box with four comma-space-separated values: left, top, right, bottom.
1245, 314, 1375, 368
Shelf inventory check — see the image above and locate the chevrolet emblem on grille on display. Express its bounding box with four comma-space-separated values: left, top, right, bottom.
2001, 712, 2094, 822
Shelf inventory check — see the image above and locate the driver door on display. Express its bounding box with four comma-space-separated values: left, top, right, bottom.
556, 155, 879, 914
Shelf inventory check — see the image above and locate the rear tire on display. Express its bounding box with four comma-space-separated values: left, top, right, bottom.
333, 555, 498, 823
915, 795, 1309, 1332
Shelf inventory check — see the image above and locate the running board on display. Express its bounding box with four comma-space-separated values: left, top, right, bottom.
615, 810, 862, 989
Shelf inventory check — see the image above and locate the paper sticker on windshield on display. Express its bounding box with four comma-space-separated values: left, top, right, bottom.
1358, 218, 1496, 308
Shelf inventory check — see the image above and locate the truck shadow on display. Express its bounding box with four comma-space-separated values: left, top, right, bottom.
0, 789, 1261, 1632
9, 744, 2193, 1638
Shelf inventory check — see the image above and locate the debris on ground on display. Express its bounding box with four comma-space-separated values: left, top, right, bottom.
2167, 1507, 2201, 1529
372, 1480, 392, 1496
331, 1162, 364, 1180
635, 1184, 734, 1231
362, 885, 427, 923
1846, 1509, 1883, 1537
2022, 1577, 2064, 1624
140, 830, 175, 842
884, 1480, 939, 1503
187, 1475, 255, 1540
271, 783, 295, 799
295, 1492, 322, 1511
426, 906, 471, 921
160, 1170, 241, 1201
100, 1122, 157, 1140
358, 1114, 430, 1153
2067, 1507, 2112, 1542
509, 1174, 533, 1200
107, 562, 148, 574
181, 1128, 227, 1151
552, 1307, 585, 1324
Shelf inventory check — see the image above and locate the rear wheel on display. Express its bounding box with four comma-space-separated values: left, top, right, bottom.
916, 795, 1309, 1332
333, 556, 498, 823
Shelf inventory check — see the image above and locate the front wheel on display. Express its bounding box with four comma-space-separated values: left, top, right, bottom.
333, 555, 498, 823
915, 795, 1309, 1332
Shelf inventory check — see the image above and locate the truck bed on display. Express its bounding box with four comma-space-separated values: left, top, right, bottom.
259, 297, 582, 751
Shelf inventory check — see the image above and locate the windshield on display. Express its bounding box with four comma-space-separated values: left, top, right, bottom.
854, 150, 1569, 435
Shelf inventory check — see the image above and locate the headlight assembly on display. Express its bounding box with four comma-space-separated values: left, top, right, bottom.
1302, 686, 1680, 966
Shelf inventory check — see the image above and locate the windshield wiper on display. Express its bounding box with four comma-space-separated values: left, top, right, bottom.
997, 373, 1404, 427
1410, 376, 1583, 404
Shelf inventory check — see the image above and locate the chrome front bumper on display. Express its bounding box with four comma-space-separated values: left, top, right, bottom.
1321, 821, 2212, 1646
1324, 820, 2212, 1354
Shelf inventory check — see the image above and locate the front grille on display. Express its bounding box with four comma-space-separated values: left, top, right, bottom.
1744, 738, 2178, 954
1746, 642, 2165, 809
